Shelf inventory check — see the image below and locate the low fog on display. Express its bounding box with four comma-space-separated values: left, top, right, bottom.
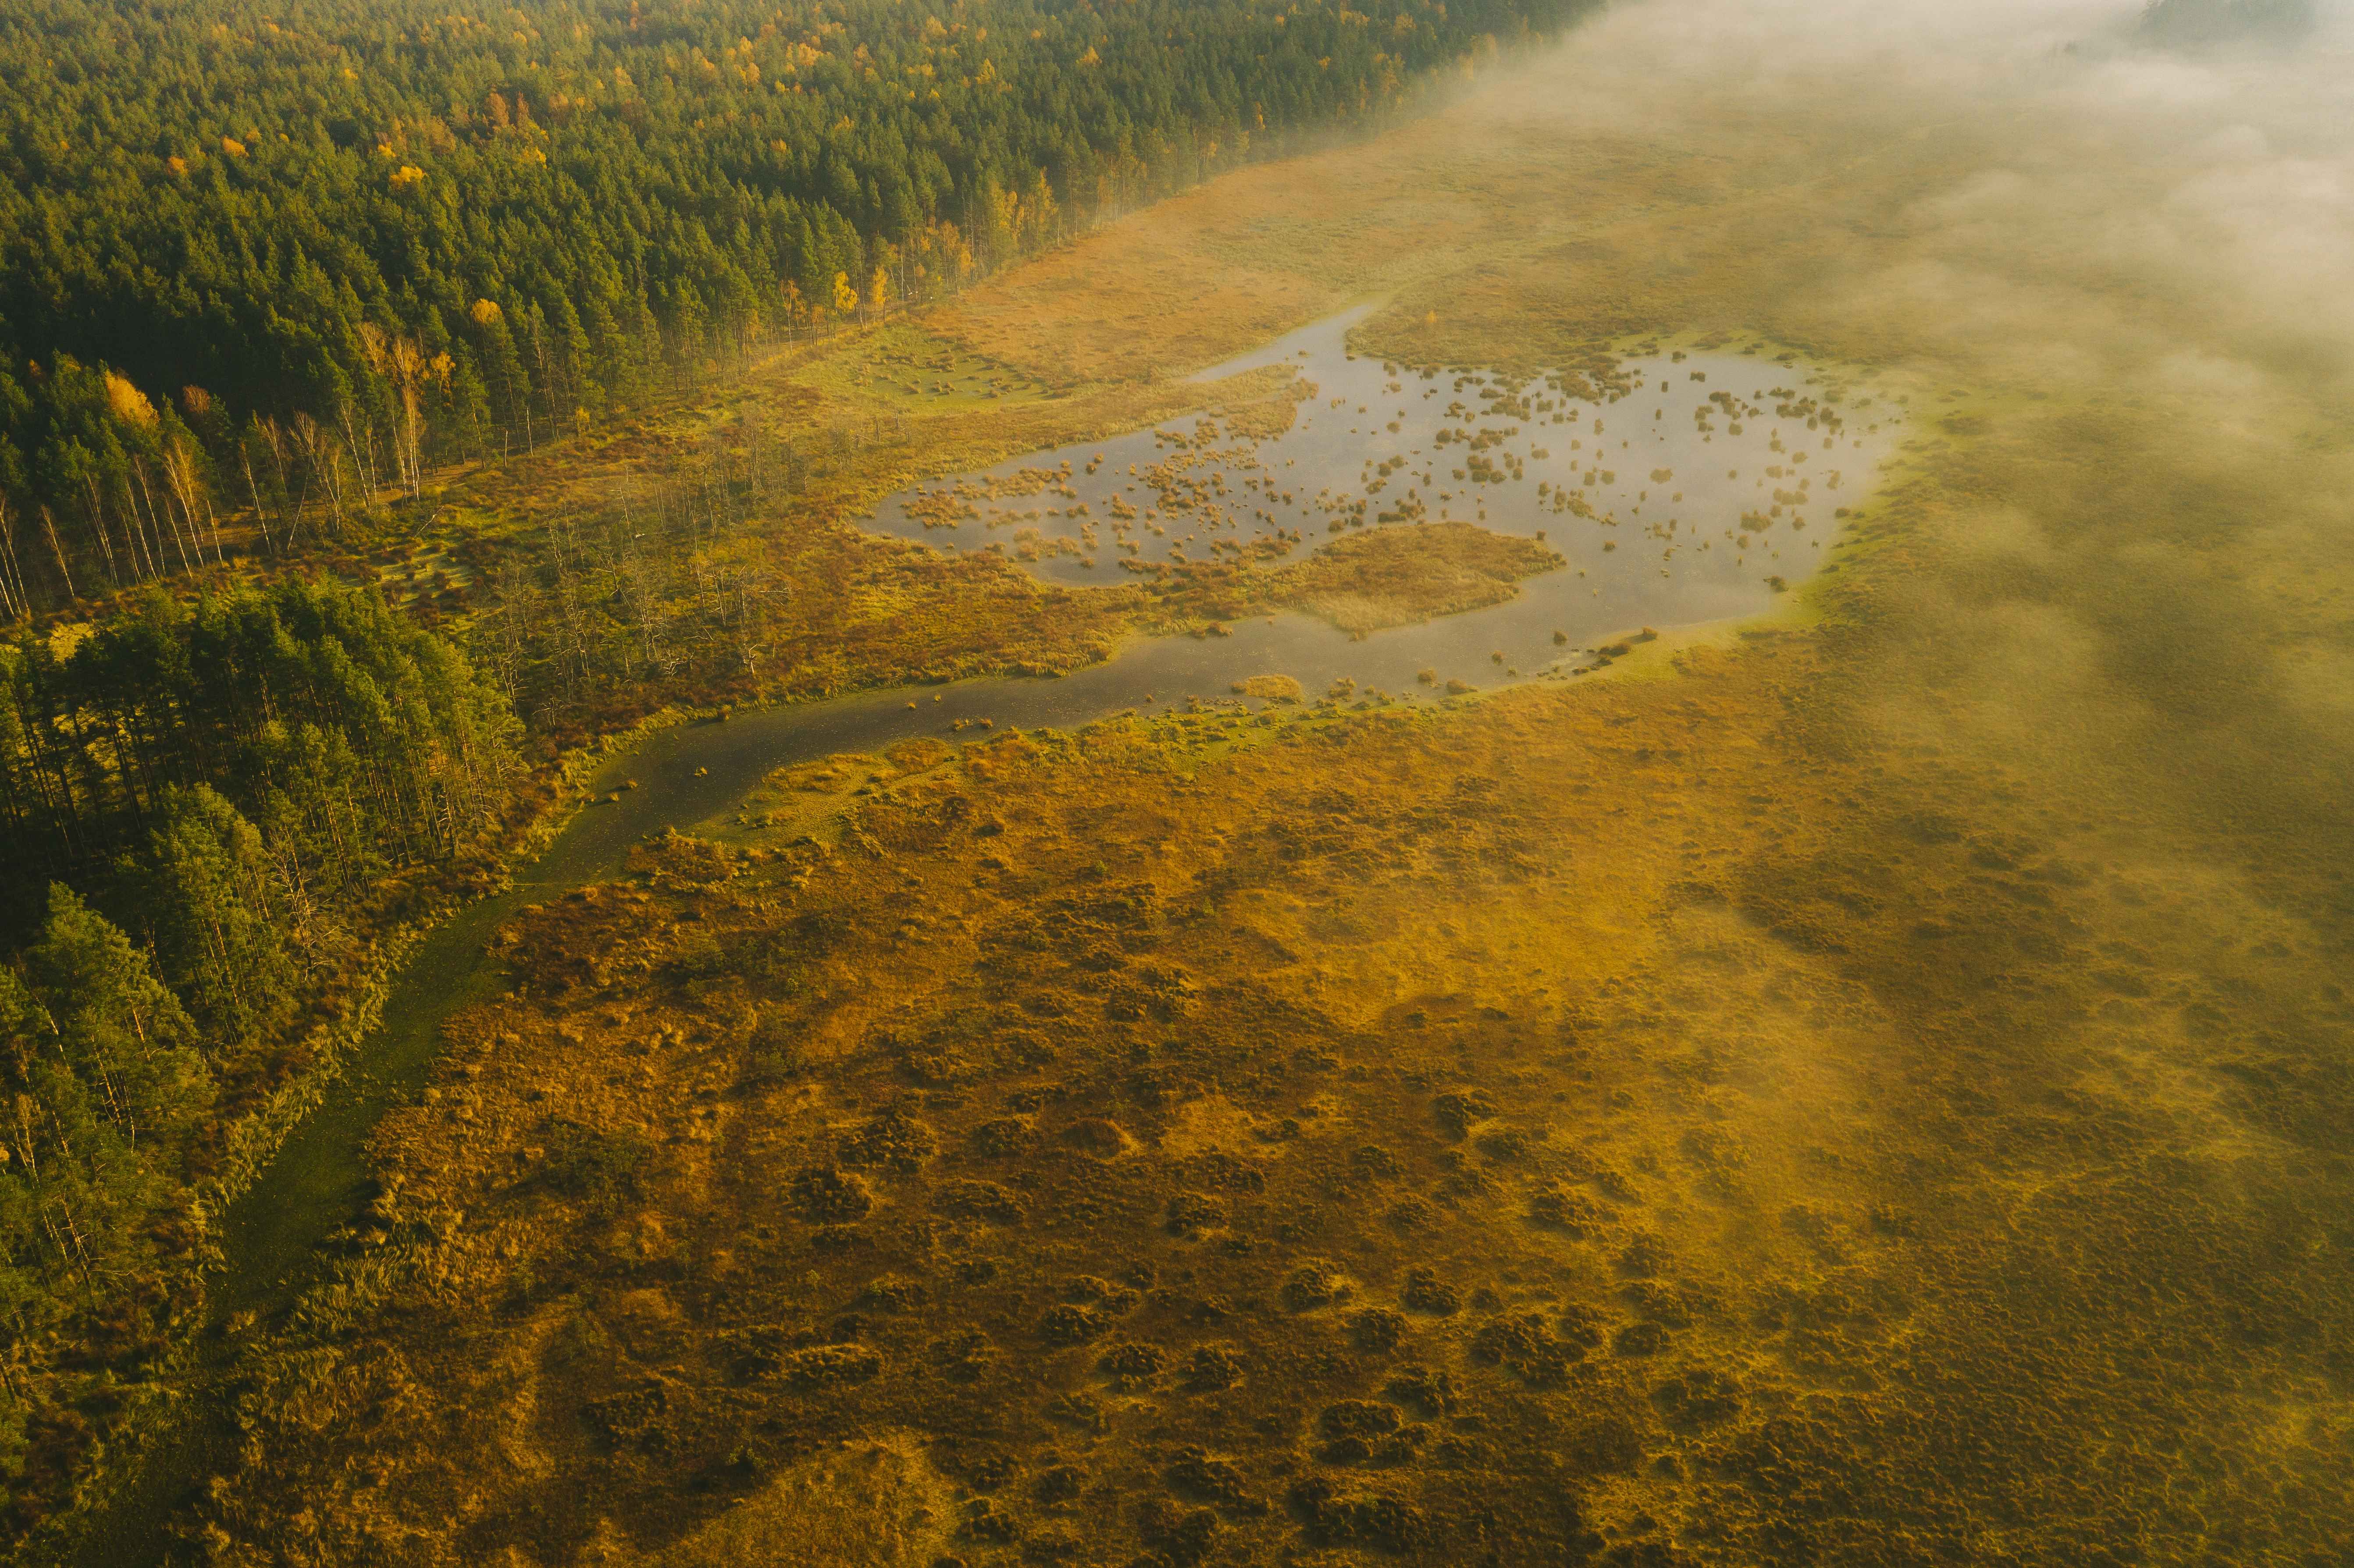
1396, 1, 2354, 1551
1482, 0, 2354, 902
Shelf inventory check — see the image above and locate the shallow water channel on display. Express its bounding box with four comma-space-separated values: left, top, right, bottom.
70, 311, 1899, 1564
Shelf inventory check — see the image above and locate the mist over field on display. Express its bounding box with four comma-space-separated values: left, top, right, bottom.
1506, 0, 2354, 874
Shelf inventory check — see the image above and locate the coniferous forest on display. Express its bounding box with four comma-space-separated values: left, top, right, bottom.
0, 576, 523, 1541
0, 0, 1589, 1541
0, 0, 1571, 604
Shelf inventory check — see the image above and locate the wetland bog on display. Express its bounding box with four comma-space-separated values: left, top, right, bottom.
861, 306, 1905, 699
58, 3, 2354, 1565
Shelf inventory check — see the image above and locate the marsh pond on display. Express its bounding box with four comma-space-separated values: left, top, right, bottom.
859, 306, 1906, 704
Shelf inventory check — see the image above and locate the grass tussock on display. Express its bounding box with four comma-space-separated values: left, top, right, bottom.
1269, 521, 1563, 633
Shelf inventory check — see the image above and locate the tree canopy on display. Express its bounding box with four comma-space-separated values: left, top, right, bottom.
0, 0, 1588, 610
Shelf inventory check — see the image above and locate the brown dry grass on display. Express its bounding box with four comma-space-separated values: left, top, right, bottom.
1229, 673, 1303, 702
1271, 521, 1563, 633
162, 20, 2354, 1568
188, 605, 2353, 1564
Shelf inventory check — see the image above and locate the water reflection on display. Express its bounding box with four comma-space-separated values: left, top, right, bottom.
860, 307, 1905, 699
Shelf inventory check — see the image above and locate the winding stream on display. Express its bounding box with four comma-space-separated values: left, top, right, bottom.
63, 312, 1901, 1564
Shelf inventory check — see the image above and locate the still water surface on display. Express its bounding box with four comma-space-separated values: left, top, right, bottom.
860, 306, 1904, 699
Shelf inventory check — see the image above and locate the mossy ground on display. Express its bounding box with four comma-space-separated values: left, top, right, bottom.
160, 24, 2354, 1568
187, 631, 2351, 1565
1271, 523, 1562, 634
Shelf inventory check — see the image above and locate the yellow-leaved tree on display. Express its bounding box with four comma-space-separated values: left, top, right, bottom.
102, 371, 157, 428
356, 324, 449, 498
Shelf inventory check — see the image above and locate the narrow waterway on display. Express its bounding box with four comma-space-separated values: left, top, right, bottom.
61, 311, 1900, 1564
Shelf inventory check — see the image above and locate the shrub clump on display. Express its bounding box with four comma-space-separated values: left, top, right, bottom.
1182, 1345, 1246, 1392
780, 1344, 883, 1389
1382, 1365, 1457, 1419
1652, 1367, 1744, 1429
1347, 1307, 1407, 1355
1400, 1268, 1461, 1316
1139, 1497, 1221, 1566
1319, 1400, 1404, 1440
585, 1381, 675, 1451
1613, 1319, 1672, 1357
1528, 1187, 1607, 1236
789, 1164, 873, 1224
1282, 1261, 1347, 1312
1474, 1127, 1530, 1162
1287, 1476, 1426, 1553
837, 1106, 938, 1171
1065, 1275, 1143, 1312
1385, 1196, 1438, 1230
969, 1116, 1033, 1156
1469, 1312, 1583, 1387
1168, 1447, 1256, 1509
1317, 1398, 1420, 1466
1097, 1340, 1166, 1390
936, 1179, 1028, 1225
1040, 1304, 1109, 1346
1165, 1191, 1229, 1237
737, 1010, 806, 1088
854, 1277, 931, 1313
1432, 1089, 1497, 1141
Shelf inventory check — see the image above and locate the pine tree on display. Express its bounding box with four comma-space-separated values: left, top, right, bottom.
21, 887, 209, 1151
142, 786, 293, 1058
